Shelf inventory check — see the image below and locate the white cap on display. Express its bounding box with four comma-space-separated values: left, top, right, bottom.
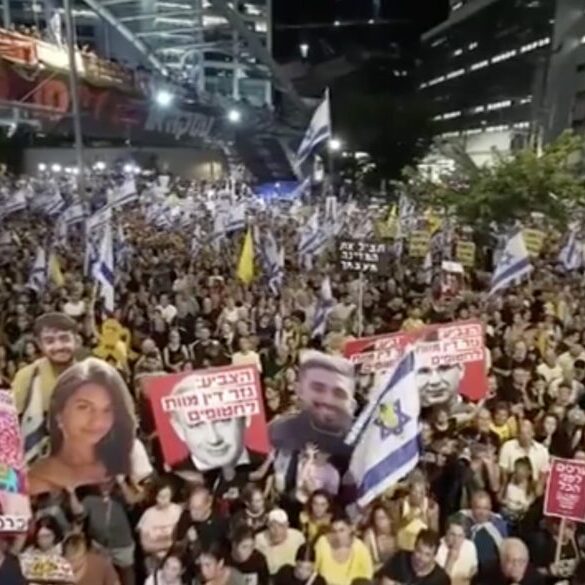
268, 509, 289, 525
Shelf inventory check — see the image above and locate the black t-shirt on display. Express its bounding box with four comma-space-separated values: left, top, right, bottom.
0, 554, 26, 585
273, 565, 326, 585
228, 550, 270, 585
175, 510, 229, 548
380, 550, 450, 585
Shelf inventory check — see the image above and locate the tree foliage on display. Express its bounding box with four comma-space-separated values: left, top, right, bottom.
402, 131, 585, 231
334, 91, 436, 188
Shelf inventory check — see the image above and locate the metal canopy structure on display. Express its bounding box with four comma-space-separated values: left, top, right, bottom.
81, 0, 303, 107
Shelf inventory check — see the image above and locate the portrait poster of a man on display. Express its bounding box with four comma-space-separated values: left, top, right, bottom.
344, 319, 488, 409
269, 350, 357, 458
143, 364, 269, 477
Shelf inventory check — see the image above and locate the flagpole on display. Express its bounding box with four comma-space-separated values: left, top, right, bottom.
64, 0, 86, 200
357, 270, 364, 337
326, 87, 336, 197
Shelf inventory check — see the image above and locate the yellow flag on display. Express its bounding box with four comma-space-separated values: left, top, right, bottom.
237, 228, 255, 285
48, 253, 65, 287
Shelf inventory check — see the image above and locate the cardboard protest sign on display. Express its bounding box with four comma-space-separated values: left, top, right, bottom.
409, 230, 431, 258
268, 350, 356, 458
440, 261, 465, 300
143, 364, 269, 472
456, 241, 476, 268
523, 228, 546, 257
338, 239, 392, 275
344, 319, 487, 407
544, 458, 585, 522
26, 358, 137, 496
0, 391, 31, 533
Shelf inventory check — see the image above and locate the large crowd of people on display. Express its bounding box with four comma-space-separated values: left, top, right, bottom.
0, 168, 584, 585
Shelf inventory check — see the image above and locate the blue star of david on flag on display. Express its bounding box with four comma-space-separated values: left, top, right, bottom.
374, 399, 411, 439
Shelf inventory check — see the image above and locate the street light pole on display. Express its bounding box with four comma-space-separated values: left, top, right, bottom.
63, 0, 86, 199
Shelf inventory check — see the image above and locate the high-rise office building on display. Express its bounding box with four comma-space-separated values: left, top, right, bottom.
1, 0, 273, 107
418, 0, 555, 164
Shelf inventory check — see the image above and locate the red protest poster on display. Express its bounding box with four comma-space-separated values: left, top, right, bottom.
343, 319, 487, 407
143, 364, 269, 472
0, 391, 31, 533
544, 458, 585, 522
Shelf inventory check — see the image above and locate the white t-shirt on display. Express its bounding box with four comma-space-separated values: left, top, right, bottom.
156, 304, 177, 324
232, 350, 263, 372
499, 439, 550, 479
436, 539, 478, 582
536, 362, 563, 384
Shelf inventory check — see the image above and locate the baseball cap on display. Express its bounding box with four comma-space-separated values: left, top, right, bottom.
268, 509, 289, 525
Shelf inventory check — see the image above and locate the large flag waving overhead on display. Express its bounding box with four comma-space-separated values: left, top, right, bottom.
559, 228, 583, 271
490, 228, 532, 295
311, 275, 335, 339
96, 221, 115, 312
347, 349, 421, 507
296, 90, 332, 167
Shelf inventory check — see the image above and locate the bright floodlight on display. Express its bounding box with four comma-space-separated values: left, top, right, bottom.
51, 163, 62, 173
329, 138, 343, 151
38, 163, 47, 172
94, 161, 106, 171
300, 43, 309, 58
133, 165, 141, 174
155, 89, 174, 107
123, 163, 134, 174
228, 109, 242, 123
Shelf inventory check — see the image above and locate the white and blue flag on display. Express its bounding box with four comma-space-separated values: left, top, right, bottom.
63, 202, 87, 226
346, 349, 421, 507
490, 228, 532, 295
27, 247, 47, 293
559, 228, 583, 271
296, 90, 332, 167
110, 178, 138, 209
311, 275, 335, 339
0, 189, 27, 217
225, 203, 247, 233
96, 221, 115, 312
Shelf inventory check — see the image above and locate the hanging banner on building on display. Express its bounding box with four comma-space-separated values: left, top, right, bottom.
143, 364, 269, 473
409, 230, 431, 258
0, 391, 31, 533
456, 241, 476, 268
523, 228, 546, 257
343, 319, 487, 407
338, 239, 392, 275
544, 458, 585, 522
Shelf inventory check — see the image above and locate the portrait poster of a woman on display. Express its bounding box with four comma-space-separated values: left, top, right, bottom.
27, 357, 136, 495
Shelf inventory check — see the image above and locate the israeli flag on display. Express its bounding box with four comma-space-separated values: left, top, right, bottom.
225, 203, 247, 233
296, 91, 332, 167
311, 276, 335, 339
209, 212, 227, 251
63, 202, 87, 226
27, 247, 47, 293
96, 221, 115, 312
559, 229, 583, 271
0, 189, 27, 217
42, 190, 66, 217
490, 229, 533, 295
347, 349, 421, 507
111, 178, 138, 208
87, 206, 112, 234
259, 230, 284, 295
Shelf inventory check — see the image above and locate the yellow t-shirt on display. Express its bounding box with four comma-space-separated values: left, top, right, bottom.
315, 536, 374, 585
12, 358, 60, 415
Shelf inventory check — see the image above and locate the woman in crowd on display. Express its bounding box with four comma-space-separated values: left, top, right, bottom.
362, 503, 396, 571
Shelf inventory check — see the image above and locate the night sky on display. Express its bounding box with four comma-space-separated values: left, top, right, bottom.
274, 0, 450, 60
